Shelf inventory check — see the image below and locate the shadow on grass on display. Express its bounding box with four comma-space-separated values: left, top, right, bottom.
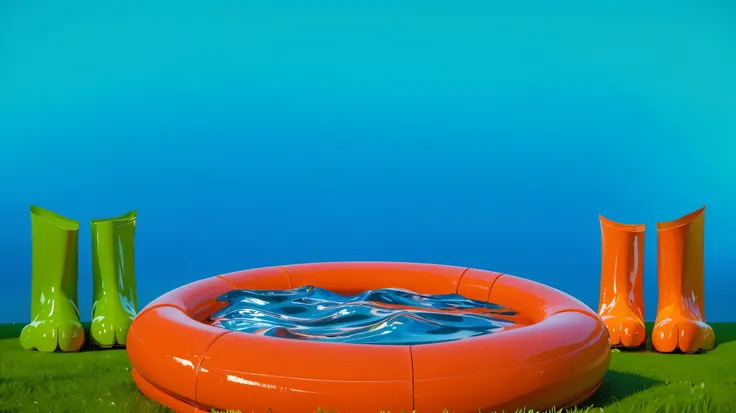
0, 323, 25, 340
581, 370, 661, 408
712, 322, 736, 347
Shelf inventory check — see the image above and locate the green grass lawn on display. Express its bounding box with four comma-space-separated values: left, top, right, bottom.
1, 322, 735, 413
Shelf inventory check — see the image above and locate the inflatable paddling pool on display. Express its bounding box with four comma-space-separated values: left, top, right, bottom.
126, 262, 611, 413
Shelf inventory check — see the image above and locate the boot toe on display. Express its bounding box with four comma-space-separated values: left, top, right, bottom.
652, 320, 679, 353
19, 319, 84, 353
653, 318, 715, 353
601, 312, 645, 349
90, 316, 117, 348
679, 320, 715, 353
58, 323, 86, 352
602, 317, 622, 346
619, 318, 646, 348
90, 308, 135, 348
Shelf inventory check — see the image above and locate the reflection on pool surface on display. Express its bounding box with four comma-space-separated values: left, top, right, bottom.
209, 285, 526, 345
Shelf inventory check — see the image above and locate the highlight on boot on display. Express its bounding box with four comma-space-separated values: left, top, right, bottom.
90, 210, 138, 348
597, 215, 647, 349
20, 205, 86, 352
652, 206, 716, 354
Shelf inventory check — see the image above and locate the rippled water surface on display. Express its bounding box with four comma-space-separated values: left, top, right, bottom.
209, 286, 525, 345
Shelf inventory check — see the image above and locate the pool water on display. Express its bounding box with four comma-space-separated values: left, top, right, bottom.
209, 286, 525, 345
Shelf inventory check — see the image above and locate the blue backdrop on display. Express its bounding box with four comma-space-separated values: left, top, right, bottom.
1, 1, 734, 323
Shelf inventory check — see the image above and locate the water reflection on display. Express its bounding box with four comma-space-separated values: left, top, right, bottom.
209, 286, 525, 345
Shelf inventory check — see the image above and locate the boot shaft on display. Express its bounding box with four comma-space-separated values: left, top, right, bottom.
656, 206, 706, 319
90, 210, 138, 314
29, 206, 80, 320
598, 216, 645, 317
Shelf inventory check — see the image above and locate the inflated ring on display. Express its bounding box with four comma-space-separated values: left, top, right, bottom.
127, 262, 610, 413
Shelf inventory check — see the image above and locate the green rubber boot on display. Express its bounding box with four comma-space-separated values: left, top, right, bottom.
89, 210, 138, 348
20, 206, 85, 352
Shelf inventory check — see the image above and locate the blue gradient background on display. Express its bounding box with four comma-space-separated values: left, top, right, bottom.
1, 2, 734, 323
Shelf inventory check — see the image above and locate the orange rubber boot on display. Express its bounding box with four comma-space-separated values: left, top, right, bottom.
597, 216, 647, 348
652, 206, 715, 353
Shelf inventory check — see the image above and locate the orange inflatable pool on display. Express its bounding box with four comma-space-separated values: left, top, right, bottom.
126, 262, 611, 413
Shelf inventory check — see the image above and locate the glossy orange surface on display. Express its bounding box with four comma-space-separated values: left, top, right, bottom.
653, 206, 715, 353
597, 216, 647, 348
127, 262, 611, 413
